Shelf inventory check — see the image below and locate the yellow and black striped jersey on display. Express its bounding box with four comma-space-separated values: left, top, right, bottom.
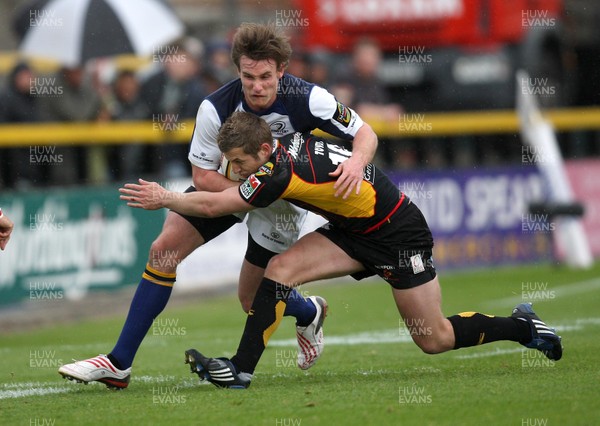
238, 132, 406, 233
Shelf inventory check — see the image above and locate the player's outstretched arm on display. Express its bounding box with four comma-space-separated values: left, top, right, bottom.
329, 122, 378, 199
119, 179, 255, 218
0, 209, 14, 251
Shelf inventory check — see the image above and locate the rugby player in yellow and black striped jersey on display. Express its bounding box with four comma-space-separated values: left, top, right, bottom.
120, 112, 562, 389
238, 130, 407, 236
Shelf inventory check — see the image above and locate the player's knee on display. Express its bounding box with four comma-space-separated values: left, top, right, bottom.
414, 338, 447, 354
412, 330, 454, 354
149, 238, 169, 260
265, 254, 296, 283
148, 238, 180, 273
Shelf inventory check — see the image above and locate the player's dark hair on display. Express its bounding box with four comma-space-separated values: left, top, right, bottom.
231, 23, 291, 71
218, 111, 272, 157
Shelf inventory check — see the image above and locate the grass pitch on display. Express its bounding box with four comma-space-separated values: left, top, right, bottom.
2, 262, 599, 425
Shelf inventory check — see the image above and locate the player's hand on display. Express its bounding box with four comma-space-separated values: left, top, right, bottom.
329, 155, 365, 199
119, 179, 169, 210
0, 214, 14, 251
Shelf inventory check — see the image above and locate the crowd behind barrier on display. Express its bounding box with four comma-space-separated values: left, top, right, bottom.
1, 35, 600, 190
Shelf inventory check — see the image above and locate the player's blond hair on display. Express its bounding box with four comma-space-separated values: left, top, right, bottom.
217, 112, 272, 157
230, 23, 291, 71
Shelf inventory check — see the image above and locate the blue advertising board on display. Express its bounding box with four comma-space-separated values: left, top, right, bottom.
387, 165, 553, 270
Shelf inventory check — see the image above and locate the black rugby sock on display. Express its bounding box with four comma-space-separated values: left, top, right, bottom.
231, 278, 288, 374
447, 312, 531, 349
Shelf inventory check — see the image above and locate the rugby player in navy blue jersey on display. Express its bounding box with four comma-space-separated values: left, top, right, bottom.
120, 112, 563, 389
59, 23, 378, 389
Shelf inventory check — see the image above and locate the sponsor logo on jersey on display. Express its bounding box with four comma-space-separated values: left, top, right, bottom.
240, 175, 262, 199
191, 152, 214, 163
410, 254, 425, 274
270, 121, 289, 136
375, 265, 395, 270
314, 140, 325, 156
288, 133, 305, 160
256, 162, 274, 176
363, 163, 376, 184
334, 101, 352, 127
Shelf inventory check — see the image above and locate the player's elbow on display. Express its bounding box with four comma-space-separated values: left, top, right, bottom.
192, 166, 215, 191
359, 122, 377, 140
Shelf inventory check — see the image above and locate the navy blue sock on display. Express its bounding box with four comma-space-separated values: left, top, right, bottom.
283, 288, 317, 327
109, 265, 175, 369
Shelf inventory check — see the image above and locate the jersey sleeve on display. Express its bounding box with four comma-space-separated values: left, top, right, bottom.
308, 86, 364, 140
238, 162, 287, 208
188, 99, 222, 170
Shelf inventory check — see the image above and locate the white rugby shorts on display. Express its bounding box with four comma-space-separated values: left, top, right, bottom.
245, 200, 307, 253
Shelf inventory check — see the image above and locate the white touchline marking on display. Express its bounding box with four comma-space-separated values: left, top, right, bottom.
485, 277, 600, 308
553, 317, 600, 331
269, 329, 414, 347
270, 317, 600, 348
133, 376, 202, 387
0, 376, 202, 400
0, 384, 75, 400
454, 347, 524, 359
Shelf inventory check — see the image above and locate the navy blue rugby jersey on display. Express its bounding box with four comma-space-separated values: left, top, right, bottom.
188, 74, 364, 171
238, 132, 406, 234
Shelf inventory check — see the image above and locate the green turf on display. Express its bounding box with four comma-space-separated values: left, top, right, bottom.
2, 262, 599, 426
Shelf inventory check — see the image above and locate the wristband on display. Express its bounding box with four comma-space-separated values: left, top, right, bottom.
0, 208, 3, 218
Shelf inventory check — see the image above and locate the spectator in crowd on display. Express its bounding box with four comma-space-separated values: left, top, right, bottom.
140, 40, 208, 178
330, 37, 405, 168
0, 61, 41, 188
108, 70, 151, 181
204, 38, 237, 88
37, 66, 104, 185
331, 38, 400, 118
0, 62, 40, 122
286, 50, 309, 80
307, 49, 333, 89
